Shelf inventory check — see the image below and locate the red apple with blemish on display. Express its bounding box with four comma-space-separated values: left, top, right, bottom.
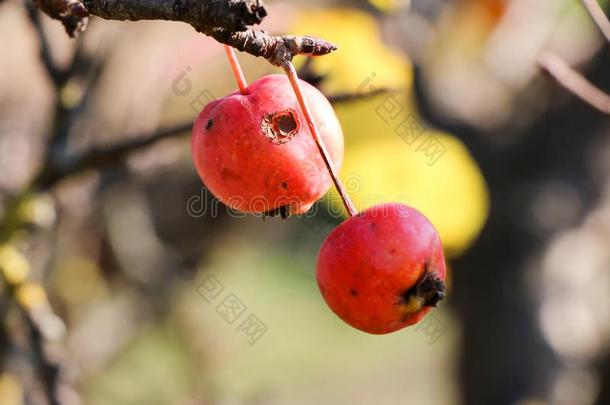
191, 74, 343, 216
316, 203, 447, 334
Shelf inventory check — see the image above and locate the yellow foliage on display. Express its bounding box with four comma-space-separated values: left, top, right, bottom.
368, 0, 410, 14
291, 8, 412, 94
0, 245, 29, 285
15, 283, 48, 311
0, 374, 22, 405
333, 92, 418, 145
292, 7, 489, 257
331, 133, 489, 257
52, 256, 106, 304
18, 193, 56, 228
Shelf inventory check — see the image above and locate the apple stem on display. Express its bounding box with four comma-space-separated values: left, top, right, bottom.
223, 45, 248, 95
283, 62, 358, 217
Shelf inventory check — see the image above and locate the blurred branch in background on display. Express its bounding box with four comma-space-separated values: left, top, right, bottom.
538, 51, 610, 115
582, 0, 610, 43
538, 0, 610, 114
24, 1, 68, 85
36, 122, 193, 190
23, 308, 61, 405
327, 87, 398, 104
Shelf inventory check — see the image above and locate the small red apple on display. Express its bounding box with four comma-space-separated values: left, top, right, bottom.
191, 74, 343, 216
316, 203, 447, 334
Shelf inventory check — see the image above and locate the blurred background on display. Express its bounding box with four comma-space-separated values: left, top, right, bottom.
0, 0, 609, 404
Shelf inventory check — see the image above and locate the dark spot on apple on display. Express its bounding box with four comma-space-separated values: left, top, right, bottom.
206, 119, 213, 130
221, 168, 240, 181
349, 289, 359, 296
401, 269, 446, 308
281, 182, 288, 189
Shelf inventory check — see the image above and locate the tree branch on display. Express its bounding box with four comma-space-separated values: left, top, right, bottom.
538, 51, 610, 114
327, 87, 397, 104
36, 82, 392, 189
32, 0, 337, 66
23, 309, 61, 405
37, 122, 193, 189
33, 0, 89, 37
210, 28, 337, 67
83, 0, 267, 32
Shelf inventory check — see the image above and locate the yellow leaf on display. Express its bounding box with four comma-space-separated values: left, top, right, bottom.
291, 8, 413, 94
330, 131, 489, 257
367, 0, 410, 14
15, 283, 48, 311
0, 374, 22, 405
0, 245, 29, 285
17, 193, 56, 228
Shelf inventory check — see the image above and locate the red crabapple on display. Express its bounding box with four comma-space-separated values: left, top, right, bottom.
191, 74, 343, 216
316, 203, 446, 334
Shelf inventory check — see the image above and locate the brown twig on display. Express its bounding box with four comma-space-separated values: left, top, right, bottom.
205, 30, 336, 67
34, 85, 396, 189
582, 0, 610, 43
538, 51, 610, 114
32, 0, 338, 66
32, 0, 89, 37
84, 0, 267, 32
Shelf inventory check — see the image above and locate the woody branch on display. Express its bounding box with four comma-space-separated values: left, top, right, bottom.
32, 0, 337, 66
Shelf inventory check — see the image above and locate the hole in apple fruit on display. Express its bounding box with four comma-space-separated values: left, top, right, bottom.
277, 114, 297, 136
262, 109, 300, 144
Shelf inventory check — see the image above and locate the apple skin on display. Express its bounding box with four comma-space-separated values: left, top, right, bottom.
316, 203, 447, 334
191, 74, 343, 215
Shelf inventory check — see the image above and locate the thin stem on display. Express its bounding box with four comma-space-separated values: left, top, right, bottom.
223, 45, 248, 95
582, 0, 610, 43
282, 62, 357, 217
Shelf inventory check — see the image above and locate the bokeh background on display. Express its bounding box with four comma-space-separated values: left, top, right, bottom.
1, 0, 609, 404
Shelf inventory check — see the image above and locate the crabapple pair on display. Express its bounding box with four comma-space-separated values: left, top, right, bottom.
191, 74, 446, 334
